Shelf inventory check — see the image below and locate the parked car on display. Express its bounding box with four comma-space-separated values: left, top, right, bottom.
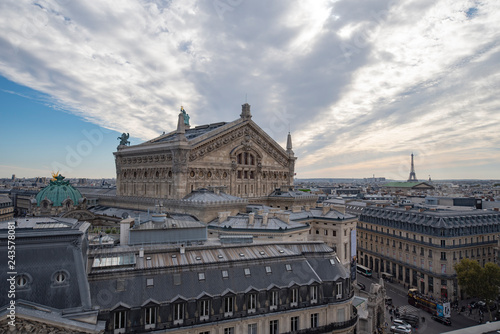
398, 314, 419, 327
393, 319, 412, 329
357, 282, 366, 291
431, 315, 452, 326
390, 325, 412, 333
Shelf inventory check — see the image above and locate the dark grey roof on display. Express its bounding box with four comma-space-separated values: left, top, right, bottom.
0, 196, 12, 205
88, 242, 348, 311
0, 218, 91, 311
360, 206, 500, 228
150, 122, 227, 143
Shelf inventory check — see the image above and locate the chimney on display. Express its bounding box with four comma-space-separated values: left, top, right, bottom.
120, 217, 134, 246
275, 212, 290, 224
248, 212, 255, 225
262, 212, 268, 226
292, 206, 302, 213
180, 244, 185, 254
218, 211, 231, 223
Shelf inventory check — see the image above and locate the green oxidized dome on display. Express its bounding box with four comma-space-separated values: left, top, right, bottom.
36, 174, 82, 207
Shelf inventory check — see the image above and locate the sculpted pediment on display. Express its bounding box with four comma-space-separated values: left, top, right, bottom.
188, 122, 292, 167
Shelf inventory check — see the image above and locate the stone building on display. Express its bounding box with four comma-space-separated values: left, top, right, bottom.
357, 205, 500, 301
0, 196, 14, 222
114, 104, 296, 200
88, 241, 358, 334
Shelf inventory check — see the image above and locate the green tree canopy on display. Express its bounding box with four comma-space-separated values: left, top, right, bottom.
454, 259, 500, 320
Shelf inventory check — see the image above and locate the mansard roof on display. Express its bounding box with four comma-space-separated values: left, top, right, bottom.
360, 206, 500, 229
88, 242, 348, 311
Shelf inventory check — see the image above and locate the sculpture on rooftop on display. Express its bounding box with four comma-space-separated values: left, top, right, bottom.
118, 133, 130, 146
180, 106, 190, 126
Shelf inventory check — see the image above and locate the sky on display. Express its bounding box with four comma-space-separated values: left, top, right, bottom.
0, 0, 499, 180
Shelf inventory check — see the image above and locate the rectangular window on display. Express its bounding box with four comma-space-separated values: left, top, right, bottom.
173, 304, 184, 324
291, 316, 299, 331
145, 307, 156, 329
114, 311, 126, 331
224, 328, 234, 334
310, 285, 318, 303
269, 320, 279, 334
324, 230, 328, 235
200, 300, 210, 320
336, 282, 342, 299
248, 324, 257, 334
441, 240, 445, 247
291, 288, 298, 306
428, 249, 432, 258
310, 313, 319, 328
270, 290, 278, 310
247, 294, 256, 313
440, 252, 446, 260
224, 296, 234, 316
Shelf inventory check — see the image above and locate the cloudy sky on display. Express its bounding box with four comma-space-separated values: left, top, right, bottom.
0, 0, 499, 180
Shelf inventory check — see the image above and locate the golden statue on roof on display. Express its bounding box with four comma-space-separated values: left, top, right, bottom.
51, 171, 60, 181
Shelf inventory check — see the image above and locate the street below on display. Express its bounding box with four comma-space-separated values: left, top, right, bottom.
357, 274, 481, 333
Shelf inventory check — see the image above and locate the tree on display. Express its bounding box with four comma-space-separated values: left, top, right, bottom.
454, 259, 500, 321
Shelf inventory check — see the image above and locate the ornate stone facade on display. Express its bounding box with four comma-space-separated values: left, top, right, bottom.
114, 104, 296, 200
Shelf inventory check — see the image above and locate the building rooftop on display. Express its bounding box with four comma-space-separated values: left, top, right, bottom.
151, 122, 228, 143
182, 188, 245, 203
361, 206, 500, 229
35, 174, 82, 207
87, 241, 347, 311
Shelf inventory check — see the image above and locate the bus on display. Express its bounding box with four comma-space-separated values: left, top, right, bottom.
407, 289, 450, 318
356, 264, 372, 277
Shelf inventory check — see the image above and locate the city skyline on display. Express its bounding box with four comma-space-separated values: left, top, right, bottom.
1, 1, 499, 180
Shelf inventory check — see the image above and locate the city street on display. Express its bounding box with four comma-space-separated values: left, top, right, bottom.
357, 274, 480, 333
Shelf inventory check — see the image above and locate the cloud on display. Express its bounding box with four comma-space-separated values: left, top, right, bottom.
0, 0, 499, 179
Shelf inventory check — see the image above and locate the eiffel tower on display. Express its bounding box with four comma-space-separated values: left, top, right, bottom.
407, 153, 418, 182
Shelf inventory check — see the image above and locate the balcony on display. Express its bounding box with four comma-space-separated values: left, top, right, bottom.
282, 306, 358, 334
